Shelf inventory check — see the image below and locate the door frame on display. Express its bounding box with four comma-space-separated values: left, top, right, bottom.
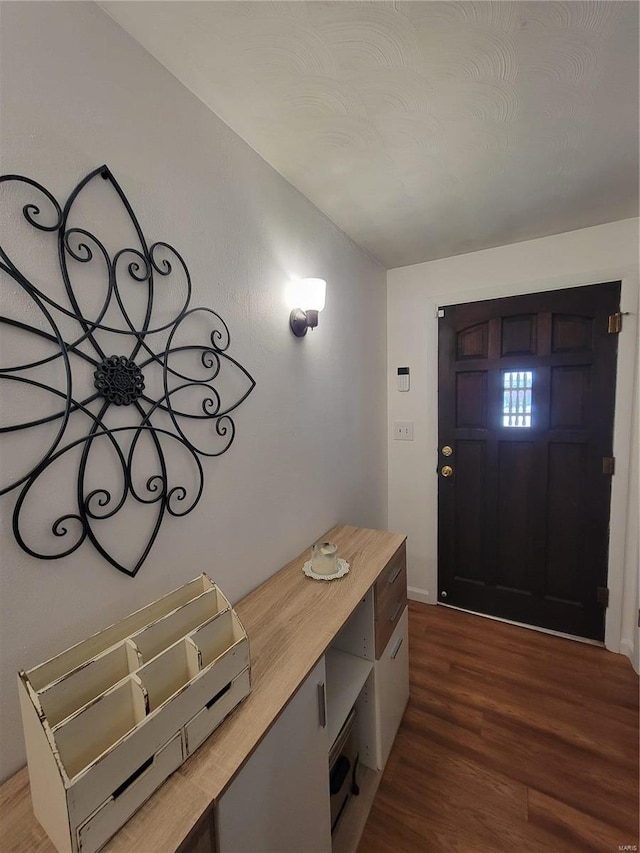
396, 264, 638, 656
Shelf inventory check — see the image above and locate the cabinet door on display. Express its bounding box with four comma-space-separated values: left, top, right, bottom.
375, 607, 409, 769
217, 658, 331, 853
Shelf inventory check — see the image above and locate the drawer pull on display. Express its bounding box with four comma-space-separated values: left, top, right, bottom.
388, 564, 403, 585
390, 637, 404, 660
206, 681, 231, 710
317, 682, 327, 728
389, 601, 403, 623
112, 756, 153, 799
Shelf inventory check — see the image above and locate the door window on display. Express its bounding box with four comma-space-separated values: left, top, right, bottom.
503, 371, 532, 428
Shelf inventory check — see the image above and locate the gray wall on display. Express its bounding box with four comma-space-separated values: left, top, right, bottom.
0, 1, 388, 780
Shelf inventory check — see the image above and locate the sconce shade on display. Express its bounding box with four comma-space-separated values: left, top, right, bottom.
287, 278, 327, 337
299, 278, 326, 311
287, 278, 326, 312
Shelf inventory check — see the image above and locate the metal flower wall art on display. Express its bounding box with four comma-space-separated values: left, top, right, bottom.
0, 165, 256, 576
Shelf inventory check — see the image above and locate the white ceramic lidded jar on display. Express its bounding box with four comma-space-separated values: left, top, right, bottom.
311, 541, 338, 575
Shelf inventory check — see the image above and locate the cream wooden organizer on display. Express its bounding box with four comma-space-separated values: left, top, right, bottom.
17, 574, 251, 853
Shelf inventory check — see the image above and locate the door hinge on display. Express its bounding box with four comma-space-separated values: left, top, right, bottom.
437, 307, 445, 319
608, 312, 629, 333
597, 586, 609, 607
602, 457, 615, 475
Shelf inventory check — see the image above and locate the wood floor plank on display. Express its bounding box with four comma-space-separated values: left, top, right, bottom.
480, 714, 638, 835
368, 780, 580, 853
415, 631, 639, 711
383, 733, 529, 823
358, 602, 639, 852
434, 665, 637, 766
413, 630, 638, 712
527, 788, 637, 853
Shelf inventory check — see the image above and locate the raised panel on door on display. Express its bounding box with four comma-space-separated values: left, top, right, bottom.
496, 441, 536, 594
456, 322, 489, 359
550, 365, 591, 429
545, 442, 587, 604
216, 658, 331, 853
551, 314, 594, 352
456, 372, 487, 428
438, 282, 620, 640
501, 314, 537, 356
453, 441, 487, 585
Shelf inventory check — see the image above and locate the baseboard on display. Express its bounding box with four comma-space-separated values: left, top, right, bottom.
620, 639, 633, 658
619, 639, 639, 674
408, 586, 434, 605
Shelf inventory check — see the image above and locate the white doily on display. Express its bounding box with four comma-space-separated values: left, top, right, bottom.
302, 557, 350, 581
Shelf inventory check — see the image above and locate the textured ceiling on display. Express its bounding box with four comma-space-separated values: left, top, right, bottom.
101, 1, 639, 268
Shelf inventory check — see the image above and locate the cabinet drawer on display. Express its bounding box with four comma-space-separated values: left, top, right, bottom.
374, 607, 409, 770
374, 545, 407, 659
184, 667, 251, 755
77, 732, 183, 853
375, 543, 406, 593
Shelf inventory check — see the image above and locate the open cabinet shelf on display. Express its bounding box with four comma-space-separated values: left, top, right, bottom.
324, 648, 373, 749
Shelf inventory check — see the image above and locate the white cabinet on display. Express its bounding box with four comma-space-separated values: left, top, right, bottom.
206, 556, 409, 853
217, 658, 331, 853
374, 607, 409, 769
332, 586, 410, 773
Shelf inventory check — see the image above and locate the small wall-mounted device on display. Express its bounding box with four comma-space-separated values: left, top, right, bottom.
397, 367, 410, 392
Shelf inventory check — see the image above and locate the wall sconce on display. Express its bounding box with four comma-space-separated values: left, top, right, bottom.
287, 278, 326, 337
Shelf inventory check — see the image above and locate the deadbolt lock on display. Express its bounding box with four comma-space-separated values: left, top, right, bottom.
441, 465, 453, 478
441, 445, 453, 457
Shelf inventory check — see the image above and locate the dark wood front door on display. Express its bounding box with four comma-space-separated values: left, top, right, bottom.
437, 282, 620, 640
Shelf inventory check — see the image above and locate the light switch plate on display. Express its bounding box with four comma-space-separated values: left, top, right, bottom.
393, 421, 414, 441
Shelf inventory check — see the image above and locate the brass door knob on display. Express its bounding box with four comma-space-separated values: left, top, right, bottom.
441, 445, 453, 457
441, 465, 453, 477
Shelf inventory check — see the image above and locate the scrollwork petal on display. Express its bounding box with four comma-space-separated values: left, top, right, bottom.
13, 479, 87, 560
139, 345, 222, 388
0, 373, 100, 436
211, 351, 257, 417
127, 402, 204, 516
0, 174, 62, 233
127, 404, 168, 507
0, 279, 73, 496
78, 402, 129, 521
113, 248, 151, 284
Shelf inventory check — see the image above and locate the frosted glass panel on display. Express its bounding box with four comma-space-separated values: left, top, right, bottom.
503, 372, 532, 428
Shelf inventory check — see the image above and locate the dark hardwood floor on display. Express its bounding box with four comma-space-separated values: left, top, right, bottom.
359, 601, 639, 853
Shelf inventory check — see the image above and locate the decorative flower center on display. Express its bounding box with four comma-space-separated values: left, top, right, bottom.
94, 356, 145, 405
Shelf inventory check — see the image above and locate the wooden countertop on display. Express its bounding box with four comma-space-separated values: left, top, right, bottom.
0, 525, 406, 853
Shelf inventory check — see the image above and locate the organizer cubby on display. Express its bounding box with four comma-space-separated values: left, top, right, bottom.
18, 574, 251, 853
